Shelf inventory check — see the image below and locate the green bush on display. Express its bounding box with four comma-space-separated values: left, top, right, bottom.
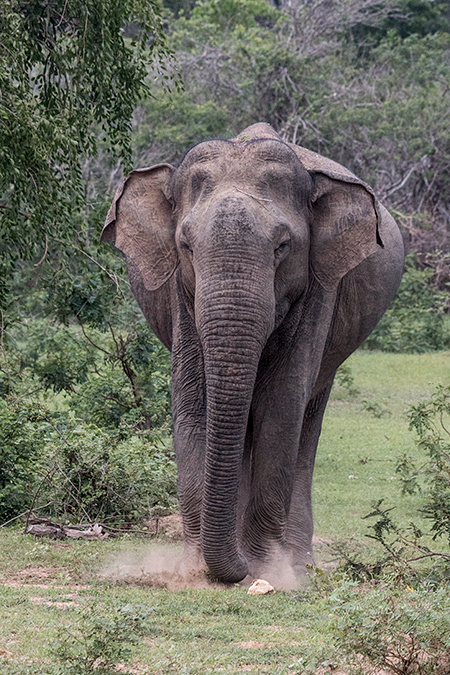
364, 255, 450, 353
38, 419, 178, 524
51, 601, 152, 675
332, 384, 450, 586
330, 581, 450, 674
0, 398, 177, 524
403, 385, 450, 543
13, 316, 171, 431
0, 400, 47, 521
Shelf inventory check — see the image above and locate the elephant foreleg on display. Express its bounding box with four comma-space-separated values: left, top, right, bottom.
285, 378, 334, 572
171, 295, 206, 561
241, 284, 338, 571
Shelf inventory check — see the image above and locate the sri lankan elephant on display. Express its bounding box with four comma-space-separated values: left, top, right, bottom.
101, 123, 404, 584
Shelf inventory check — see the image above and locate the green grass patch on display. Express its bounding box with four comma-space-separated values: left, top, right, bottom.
314, 351, 450, 542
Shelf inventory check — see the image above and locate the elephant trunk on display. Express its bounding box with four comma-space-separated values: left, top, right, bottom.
196, 268, 274, 583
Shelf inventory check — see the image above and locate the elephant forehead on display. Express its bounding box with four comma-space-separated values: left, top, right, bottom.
179, 139, 232, 168
177, 138, 306, 177
172, 143, 311, 212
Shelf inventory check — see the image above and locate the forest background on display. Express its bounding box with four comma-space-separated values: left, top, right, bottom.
1, 0, 450, 527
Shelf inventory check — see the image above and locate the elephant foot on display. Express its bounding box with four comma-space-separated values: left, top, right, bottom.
244, 545, 313, 590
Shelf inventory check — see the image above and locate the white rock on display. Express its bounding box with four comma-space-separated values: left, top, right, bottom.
247, 579, 275, 595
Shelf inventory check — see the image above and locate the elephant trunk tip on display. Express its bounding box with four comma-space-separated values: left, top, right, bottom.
203, 550, 249, 584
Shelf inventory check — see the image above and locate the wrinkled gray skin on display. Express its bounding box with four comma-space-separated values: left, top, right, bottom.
102, 123, 404, 584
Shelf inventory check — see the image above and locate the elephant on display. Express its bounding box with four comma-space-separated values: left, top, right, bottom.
101, 122, 404, 584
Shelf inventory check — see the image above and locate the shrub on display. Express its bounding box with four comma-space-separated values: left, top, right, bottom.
0, 398, 177, 525
330, 581, 450, 674
333, 363, 360, 398
17, 318, 171, 431
0, 399, 48, 522
403, 385, 450, 543
333, 385, 450, 585
37, 420, 178, 524
364, 255, 450, 353
51, 601, 152, 675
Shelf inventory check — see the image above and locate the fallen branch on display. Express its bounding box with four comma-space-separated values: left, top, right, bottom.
25, 517, 108, 540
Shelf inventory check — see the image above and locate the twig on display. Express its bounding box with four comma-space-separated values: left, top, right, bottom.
99, 525, 154, 535
439, 410, 450, 438
108, 322, 121, 354
78, 320, 112, 357
55, 0, 69, 28
382, 156, 427, 199
104, 393, 129, 409
0, 502, 54, 528
24, 466, 58, 533
54, 463, 92, 523
34, 234, 48, 267
406, 551, 450, 563
0, 202, 33, 220
31, 409, 92, 523
74, 246, 130, 291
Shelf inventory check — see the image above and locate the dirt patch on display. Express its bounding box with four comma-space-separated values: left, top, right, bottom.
8, 566, 61, 580
0, 566, 88, 589
2, 581, 87, 589
0, 566, 66, 586
29, 595, 79, 608
206, 665, 268, 672
262, 625, 285, 632
0, 649, 13, 658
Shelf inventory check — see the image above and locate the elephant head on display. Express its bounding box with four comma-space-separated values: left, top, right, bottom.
101, 123, 383, 583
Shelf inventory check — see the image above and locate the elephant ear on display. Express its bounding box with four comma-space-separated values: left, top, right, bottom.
289, 144, 383, 290
101, 164, 177, 291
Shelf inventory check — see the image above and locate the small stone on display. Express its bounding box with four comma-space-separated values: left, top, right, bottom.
247, 579, 275, 595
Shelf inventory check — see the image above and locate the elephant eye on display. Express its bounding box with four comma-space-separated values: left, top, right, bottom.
275, 240, 290, 254
274, 239, 291, 265
179, 237, 193, 255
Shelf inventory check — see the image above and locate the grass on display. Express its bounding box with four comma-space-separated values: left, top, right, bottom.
314, 350, 450, 541
0, 350, 449, 674
0, 581, 328, 673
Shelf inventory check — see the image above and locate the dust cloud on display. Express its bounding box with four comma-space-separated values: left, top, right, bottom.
100, 542, 311, 591
252, 546, 313, 591
100, 543, 228, 590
